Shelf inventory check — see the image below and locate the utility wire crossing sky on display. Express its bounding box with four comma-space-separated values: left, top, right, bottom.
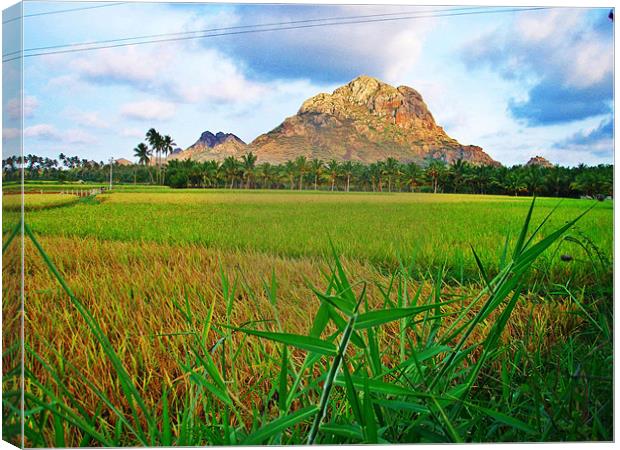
2, 2, 613, 167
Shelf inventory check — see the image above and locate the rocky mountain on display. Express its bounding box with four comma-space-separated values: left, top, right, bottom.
168, 131, 247, 162
525, 155, 554, 168
114, 158, 133, 166
249, 75, 498, 166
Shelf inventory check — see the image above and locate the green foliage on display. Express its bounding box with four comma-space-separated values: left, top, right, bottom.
4, 153, 613, 198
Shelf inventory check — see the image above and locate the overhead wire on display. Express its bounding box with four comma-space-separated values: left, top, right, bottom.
2, 2, 127, 25
3, 5, 491, 57
3, 6, 552, 63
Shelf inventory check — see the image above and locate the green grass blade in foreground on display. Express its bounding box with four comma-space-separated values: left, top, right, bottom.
430, 201, 590, 391
2, 218, 21, 254
307, 253, 363, 445
354, 301, 458, 330
227, 326, 337, 356
243, 405, 319, 445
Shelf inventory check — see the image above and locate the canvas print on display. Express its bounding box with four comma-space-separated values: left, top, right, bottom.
1, 1, 614, 447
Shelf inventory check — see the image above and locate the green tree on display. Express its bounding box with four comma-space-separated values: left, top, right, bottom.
295, 155, 308, 190
326, 160, 340, 191
309, 159, 324, 190
401, 162, 423, 192
222, 156, 240, 189
341, 160, 354, 192
382, 157, 401, 193
425, 159, 446, 194
241, 152, 258, 189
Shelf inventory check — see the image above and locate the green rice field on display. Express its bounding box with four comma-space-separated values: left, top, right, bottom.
2, 189, 613, 446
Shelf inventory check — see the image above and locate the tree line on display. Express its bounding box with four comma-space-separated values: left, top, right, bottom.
2, 128, 612, 198
4, 150, 612, 199
163, 155, 612, 198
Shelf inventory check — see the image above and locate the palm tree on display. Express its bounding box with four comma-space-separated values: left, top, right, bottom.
309, 159, 324, 190
258, 162, 276, 189
367, 162, 381, 192
425, 159, 446, 194
161, 135, 176, 184
133, 142, 151, 184
283, 160, 296, 189
146, 128, 164, 183
504, 172, 527, 196
295, 155, 308, 190
202, 160, 220, 187
401, 162, 422, 192
222, 156, 240, 189
449, 159, 468, 193
340, 160, 354, 192
523, 166, 545, 196
241, 152, 258, 188
326, 160, 340, 191
383, 157, 401, 193
133, 143, 151, 166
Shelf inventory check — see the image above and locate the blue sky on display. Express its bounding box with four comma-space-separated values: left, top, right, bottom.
2, 1, 614, 166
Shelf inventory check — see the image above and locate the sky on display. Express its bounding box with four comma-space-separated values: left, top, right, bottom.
2, 1, 614, 166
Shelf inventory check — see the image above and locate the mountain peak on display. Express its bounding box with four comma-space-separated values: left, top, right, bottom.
526, 155, 554, 168
195, 131, 245, 148
251, 75, 498, 166
168, 130, 247, 162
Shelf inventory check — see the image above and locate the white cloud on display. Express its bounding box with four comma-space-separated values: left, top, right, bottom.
72, 111, 110, 129
23, 123, 97, 145
24, 124, 58, 139
120, 127, 145, 138
7, 95, 39, 119
120, 100, 177, 121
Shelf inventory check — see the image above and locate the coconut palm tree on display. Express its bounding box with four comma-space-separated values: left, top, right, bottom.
425, 159, 446, 194
241, 152, 258, 188
401, 162, 423, 192
282, 160, 296, 190
309, 159, 324, 190
504, 172, 527, 196
146, 128, 163, 183
295, 155, 308, 190
133, 143, 151, 166
382, 157, 401, 193
449, 159, 468, 193
326, 160, 340, 191
222, 156, 240, 189
339, 160, 355, 192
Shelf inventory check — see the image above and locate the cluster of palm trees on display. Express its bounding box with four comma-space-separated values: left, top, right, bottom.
133, 128, 176, 184
3, 150, 612, 199
164, 153, 613, 198
2, 154, 109, 181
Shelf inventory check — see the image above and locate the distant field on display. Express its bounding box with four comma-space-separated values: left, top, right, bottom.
9, 190, 612, 282
3, 189, 613, 446
3, 193, 80, 211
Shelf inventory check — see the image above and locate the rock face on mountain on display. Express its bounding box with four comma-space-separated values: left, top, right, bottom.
249, 75, 498, 166
114, 158, 133, 166
168, 131, 247, 162
525, 155, 554, 168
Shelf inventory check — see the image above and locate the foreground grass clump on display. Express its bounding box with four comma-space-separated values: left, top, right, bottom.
2, 198, 612, 446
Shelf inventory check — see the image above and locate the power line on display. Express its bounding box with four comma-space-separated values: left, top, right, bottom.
2, 2, 127, 25
2, 7, 551, 63
3, 6, 490, 58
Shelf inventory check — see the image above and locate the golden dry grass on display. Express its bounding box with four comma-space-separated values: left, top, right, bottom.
14, 234, 586, 445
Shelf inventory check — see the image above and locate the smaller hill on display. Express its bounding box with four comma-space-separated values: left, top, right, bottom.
168, 131, 247, 162
526, 156, 553, 168
115, 158, 133, 166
